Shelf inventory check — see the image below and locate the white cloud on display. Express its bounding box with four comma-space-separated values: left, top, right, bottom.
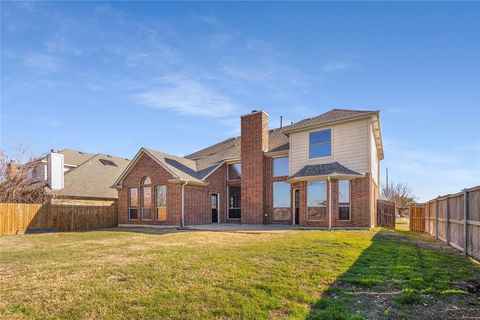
23, 54, 61, 72
322, 61, 351, 73
134, 75, 238, 118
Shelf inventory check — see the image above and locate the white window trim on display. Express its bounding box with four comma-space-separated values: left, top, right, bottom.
128, 188, 138, 220
272, 181, 292, 221
155, 185, 167, 222
227, 185, 241, 220
308, 128, 333, 160
338, 180, 351, 221
227, 162, 242, 181
306, 181, 327, 221
273, 156, 289, 177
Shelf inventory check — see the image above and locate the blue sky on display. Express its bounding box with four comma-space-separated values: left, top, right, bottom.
1, 1, 479, 201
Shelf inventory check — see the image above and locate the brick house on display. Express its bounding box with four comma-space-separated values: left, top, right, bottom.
113, 109, 384, 229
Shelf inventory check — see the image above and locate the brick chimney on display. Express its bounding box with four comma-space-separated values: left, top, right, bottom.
240, 110, 269, 224
6, 161, 17, 179
47, 151, 64, 190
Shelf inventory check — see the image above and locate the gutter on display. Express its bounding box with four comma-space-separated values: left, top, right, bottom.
285, 173, 364, 184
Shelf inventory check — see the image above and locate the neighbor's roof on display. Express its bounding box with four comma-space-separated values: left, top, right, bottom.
45, 150, 130, 199
286, 162, 364, 182
115, 109, 382, 185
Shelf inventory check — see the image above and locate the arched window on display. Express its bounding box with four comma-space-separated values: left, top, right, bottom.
141, 177, 152, 220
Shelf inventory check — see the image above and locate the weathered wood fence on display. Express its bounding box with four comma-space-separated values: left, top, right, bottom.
409, 185, 480, 260
0, 203, 118, 235
377, 199, 396, 228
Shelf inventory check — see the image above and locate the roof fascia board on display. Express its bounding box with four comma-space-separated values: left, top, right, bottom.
286, 172, 365, 183
168, 178, 209, 187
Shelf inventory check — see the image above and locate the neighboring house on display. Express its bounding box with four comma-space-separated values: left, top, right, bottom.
113, 109, 384, 228
31, 149, 130, 205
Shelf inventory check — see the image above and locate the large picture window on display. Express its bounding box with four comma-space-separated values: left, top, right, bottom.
141, 177, 152, 220
228, 185, 241, 219
307, 181, 327, 221
339, 180, 350, 221
128, 188, 138, 220
273, 157, 289, 177
227, 163, 241, 180
309, 129, 332, 159
273, 182, 291, 220
155, 185, 167, 221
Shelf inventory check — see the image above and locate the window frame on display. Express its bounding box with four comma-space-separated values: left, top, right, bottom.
306, 181, 327, 221
155, 185, 167, 222
227, 185, 241, 220
227, 162, 242, 181
128, 188, 138, 220
273, 156, 289, 177
338, 180, 351, 221
309, 128, 332, 159
141, 177, 152, 221
272, 181, 291, 221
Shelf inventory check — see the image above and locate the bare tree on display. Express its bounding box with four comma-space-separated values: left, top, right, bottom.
0, 147, 50, 203
381, 182, 417, 216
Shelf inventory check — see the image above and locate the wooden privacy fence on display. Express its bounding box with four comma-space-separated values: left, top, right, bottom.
0, 203, 118, 235
408, 185, 480, 260
377, 199, 396, 228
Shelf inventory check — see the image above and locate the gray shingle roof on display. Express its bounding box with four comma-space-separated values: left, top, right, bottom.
288, 162, 363, 180
283, 109, 378, 134
47, 152, 130, 199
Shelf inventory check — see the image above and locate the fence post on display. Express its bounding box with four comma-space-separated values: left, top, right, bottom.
446, 195, 450, 245
435, 197, 439, 240
463, 189, 468, 256
427, 202, 430, 234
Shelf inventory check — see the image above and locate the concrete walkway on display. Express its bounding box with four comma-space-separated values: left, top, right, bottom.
181, 223, 326, 233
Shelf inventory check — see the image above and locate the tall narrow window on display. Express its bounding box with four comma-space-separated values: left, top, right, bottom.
273, 157, 289, 177
128, 188, 138, 220
273, 182, 291, 220
141, 177, 152, 220
227, 163, 241, 180
228, 185, 241, 219
309, 129, 332, 159
307, 181, 327, 221
155, 185, 167, 222
339, 180, 350, 221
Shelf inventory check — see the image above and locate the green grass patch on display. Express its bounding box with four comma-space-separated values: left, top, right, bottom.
0, 227, 478, 319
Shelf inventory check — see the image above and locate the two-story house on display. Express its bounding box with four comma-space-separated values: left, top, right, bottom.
113, 109, 384, 228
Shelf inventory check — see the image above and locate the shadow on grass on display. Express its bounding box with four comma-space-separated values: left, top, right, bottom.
307, 229, 480, 320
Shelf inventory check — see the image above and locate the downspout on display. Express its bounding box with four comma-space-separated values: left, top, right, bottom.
181, 181, 188, 228
328, 177, 332, 231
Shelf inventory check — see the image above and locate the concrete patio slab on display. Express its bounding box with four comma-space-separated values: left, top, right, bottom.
180, 223, 327, 233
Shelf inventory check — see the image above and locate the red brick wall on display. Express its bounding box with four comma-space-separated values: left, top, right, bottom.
294, 174, 373, 228
240, 111, 269, 224
117, 154, 182, 226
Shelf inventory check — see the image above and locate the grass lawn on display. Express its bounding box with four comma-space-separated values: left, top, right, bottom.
1, 227, 479, 319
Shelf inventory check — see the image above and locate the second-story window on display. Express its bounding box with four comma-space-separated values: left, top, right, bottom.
273, 157, 288, 177
309, 129, 332, 159
227, 163, 241, 180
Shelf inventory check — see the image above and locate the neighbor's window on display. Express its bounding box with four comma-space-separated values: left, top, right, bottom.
309, 129, 332, 159
141, 177, 152, 220
273, 157, 289, 177
128, 188, 138, 220
228, 185, 241, 219
307, 181, 327, 221
339, 180, 350, 221
227, 163, 241, 180
273, 182, 291, 220
155, 185, 167, 222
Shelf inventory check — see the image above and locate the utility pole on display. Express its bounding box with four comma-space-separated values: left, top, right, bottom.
280, 116, 283, 129
386, 167, 389, 192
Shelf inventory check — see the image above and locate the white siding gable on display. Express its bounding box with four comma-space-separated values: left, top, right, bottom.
289, 118, 370, 175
